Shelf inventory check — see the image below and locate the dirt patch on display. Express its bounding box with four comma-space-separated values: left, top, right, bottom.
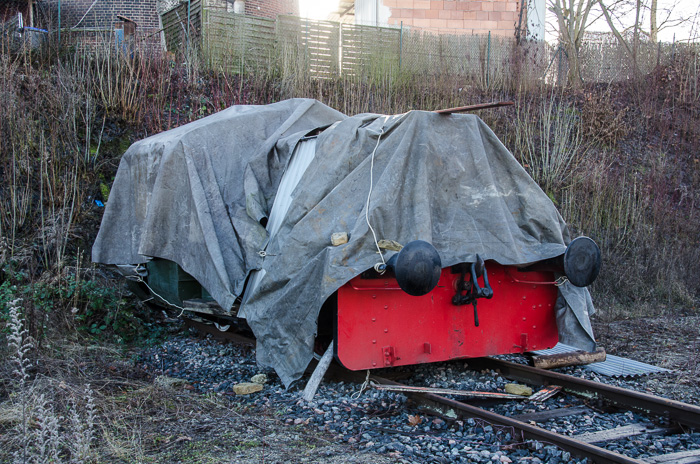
592, 314, 700, 402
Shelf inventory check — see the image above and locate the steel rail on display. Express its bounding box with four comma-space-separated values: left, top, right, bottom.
183, 318, 255, 346
469, 358, 700, 430
368, 374, 647, 464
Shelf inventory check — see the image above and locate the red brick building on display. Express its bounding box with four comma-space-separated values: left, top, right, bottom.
1, 0, 37, 26
332, 0, 544, 39
41, 1, 298, 32
388, 0, 520, 36
43, 0, 160, 30
172, 0, 298, 20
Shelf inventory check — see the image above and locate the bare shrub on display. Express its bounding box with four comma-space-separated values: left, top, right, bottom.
579, 89, 629, 147
512, 91, 588, 195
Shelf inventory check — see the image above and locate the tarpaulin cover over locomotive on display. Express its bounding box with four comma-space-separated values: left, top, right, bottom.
93, 98, 597, 387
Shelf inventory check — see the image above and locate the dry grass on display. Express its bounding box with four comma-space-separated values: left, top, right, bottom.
0, 332, 392, 464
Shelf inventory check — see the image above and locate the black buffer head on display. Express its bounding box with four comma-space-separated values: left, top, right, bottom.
390, 240, 442, 296
563, 236, 602, 287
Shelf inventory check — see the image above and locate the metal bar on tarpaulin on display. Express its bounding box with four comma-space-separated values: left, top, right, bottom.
433, 101, 514, 114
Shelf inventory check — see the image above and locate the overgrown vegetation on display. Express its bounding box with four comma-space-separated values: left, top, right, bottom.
0, 29, 697, 329
1, 30, 698, 329
1, 301, 311, 463
2, 300, 97, 463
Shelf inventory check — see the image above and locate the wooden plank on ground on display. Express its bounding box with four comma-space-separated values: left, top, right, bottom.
513, 406, 591, 423
531, 347, 606, 369
575, 424, 673, 444
645, 450, 700, 464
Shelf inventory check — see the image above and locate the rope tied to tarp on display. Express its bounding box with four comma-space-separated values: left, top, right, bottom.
366, 118, 389, 275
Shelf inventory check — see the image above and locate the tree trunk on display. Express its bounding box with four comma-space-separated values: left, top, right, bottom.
633, 0, 641, 78
566, 42, 583, 88
650, 0, 658, 43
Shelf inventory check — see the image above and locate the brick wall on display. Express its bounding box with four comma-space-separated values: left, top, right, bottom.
46, 0, 160, 31
1, 1, 29, 23
385, 0, 520, 37
204, 0, 298, 18
245, 0, 298, 18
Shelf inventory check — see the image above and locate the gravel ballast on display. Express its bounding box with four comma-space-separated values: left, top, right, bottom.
136, 317, 700, 464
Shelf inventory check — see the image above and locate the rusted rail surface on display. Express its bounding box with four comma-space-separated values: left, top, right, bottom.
469, 357, 700, 430
368, 374, 647, 464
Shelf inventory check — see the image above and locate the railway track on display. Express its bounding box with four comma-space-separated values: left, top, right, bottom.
185, 318, 700, 464
363, 364, 700, 464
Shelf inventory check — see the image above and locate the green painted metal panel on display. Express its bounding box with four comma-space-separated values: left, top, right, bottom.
146, 259, 203, 307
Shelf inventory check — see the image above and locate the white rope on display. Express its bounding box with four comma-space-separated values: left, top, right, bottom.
126, 276, 188, 318
72, 0, 100, 30
366, 120, 388, 274
351, 370, 371, 399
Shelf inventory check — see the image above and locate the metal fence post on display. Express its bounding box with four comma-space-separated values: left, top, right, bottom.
339, 23, 343, 75
399, 21, 403, 70
186, 0, 191, 55
305, 19, 309, 71
672, 33, 676, 61
486, 31, 491, 87
557, 45, 562, 87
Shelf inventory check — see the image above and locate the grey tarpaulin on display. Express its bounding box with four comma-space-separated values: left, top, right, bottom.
93, 99, 597, 388
92, 99, 346, 310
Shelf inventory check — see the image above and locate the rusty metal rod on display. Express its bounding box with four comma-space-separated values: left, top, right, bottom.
370, 382, 527, 399
471, 357, 700, 430
434, 101, 514, 114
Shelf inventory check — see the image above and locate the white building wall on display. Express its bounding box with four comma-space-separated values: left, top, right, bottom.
354, 0, 390, 27
527, 0, 546, 41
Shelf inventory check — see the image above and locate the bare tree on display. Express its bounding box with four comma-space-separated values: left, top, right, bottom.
597, 0, 690, 44
597, 0, 690, 78
549, 0, 596, 87
647, 0, 689, 43
649, 0, 658, 42
597, 0, 640, 75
